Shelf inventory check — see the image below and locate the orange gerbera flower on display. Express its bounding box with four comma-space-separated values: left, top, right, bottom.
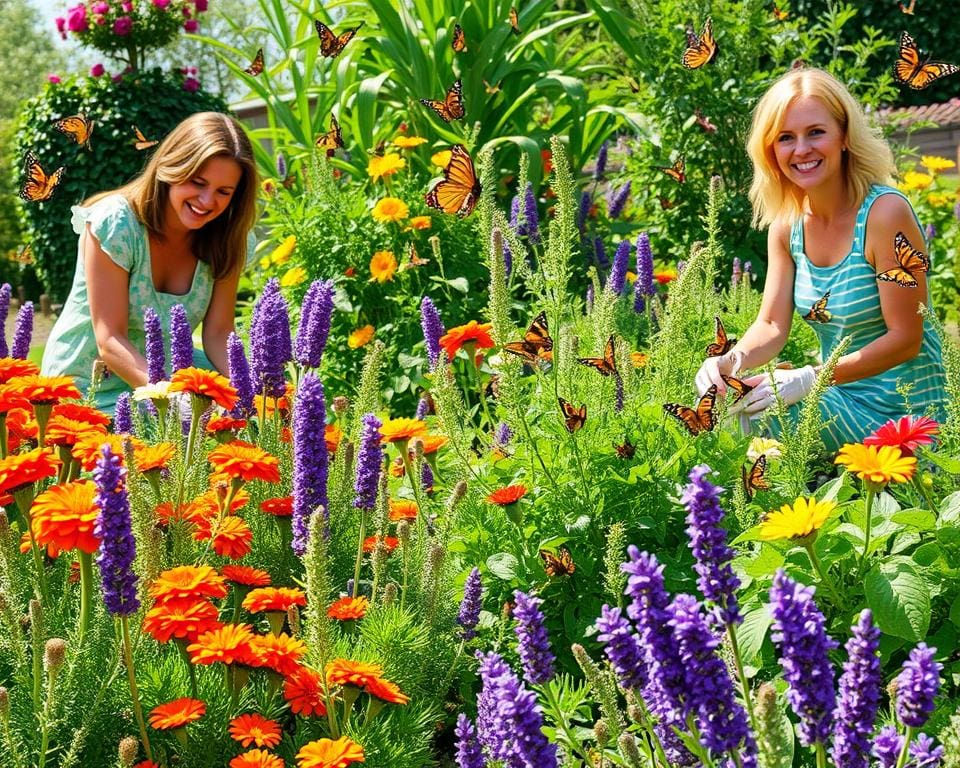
193, 515, 253, 560
325, 424, 343, 454
169, 367, 239, 411
194, 486, 250, 517
148, 697, 206, 730
486, 484, 527, 506
364, 676, 410, 705
242, 587, 306, 614
20, 530, 61, 557
222, 565, 271, 587
206, 415, 248, 435
388, 499, 418, 521
325, 659, 383, 689
414, 434, 448, 455
230, 750, 284, 768
7, 374, 81, 404
438, 321, 494, 360
327, 596, 369, 621
186, 623, 256, 666
228, 714, 283, 749
44, 414, 106, 447
378, 417, 427, 444
283, 666, 328, 717
51, 402, 111, 426
362, 535, 399, 554
0, 358, 39, 384
0, 384, 31, 414
154, 501, 204, 526
142, 597, 222, 644
208, 440, 281, 484
71, 433, 146, 471
30, 479, 100, 554
5, 407, 36, 452
149, 565, 228, 604
259, 496, 293, 517
250, 632, 307, 676
0, 447, 59, 494
134, 442, 176, 474
296, 737, 365, 768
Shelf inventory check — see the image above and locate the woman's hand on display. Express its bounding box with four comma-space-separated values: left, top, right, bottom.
733, 365, 817, 415
695, 349, 745, 395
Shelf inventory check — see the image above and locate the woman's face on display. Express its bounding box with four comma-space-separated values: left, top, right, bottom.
166, 155, 242, 234
772, 95, 846, 194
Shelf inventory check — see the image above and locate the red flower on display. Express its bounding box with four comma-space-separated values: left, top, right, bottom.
486, 484, 527, 506
222, 565, 271, 587
259, 496, 293, 517
864, 415, 939, 457
148, 697, 206, 730
142, 598, 222, 644
438, 321, 494, 360
228, 713, 282, 748
362, 536, 399, 554
242, 586, 306, 613
283, 666, 328, 717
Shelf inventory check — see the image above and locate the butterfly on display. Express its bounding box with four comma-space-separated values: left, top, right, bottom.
772, 3, 789, 20
622, 75, 641, 93
558, 397, 586, 433
408, 243, 429, 266
614, 438, 636, 459
877, 231, 930, 287
662, 385, 717, 436
133, 125, 158, 151
425, 144, 482, 218
244, 48, 264, 76
803, 290, 832, 323
706, 316, 736, 357
659, 196, 675, 210
721, 374, 754, 404
682, 17, 718, 70
504, 311, 554, 364
540, 547, 576, 578
315, 19, 363, 58
420, 79, 465, 123
578, 335, 617, 376
315, 114, 343, 156
54, 113, 94, 150
19, 152, 64, 203
657, 157, 686, 183
694, 108, 718, 134
483, 80, 502, 94
509, 6, 521, 35
741, 455, 770, 499
13, 245, 33, 265
899, 0, 917, 14
893, 31, 959, 90
451, 23, 467, 52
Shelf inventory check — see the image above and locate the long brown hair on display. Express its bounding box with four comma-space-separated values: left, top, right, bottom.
86, 112, 258, 279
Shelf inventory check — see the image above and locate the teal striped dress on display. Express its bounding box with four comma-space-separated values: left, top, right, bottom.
786, 184, 947, 452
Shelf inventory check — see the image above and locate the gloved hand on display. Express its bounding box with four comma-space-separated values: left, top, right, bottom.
733, 365, 817, 416
695, 349, 745, 396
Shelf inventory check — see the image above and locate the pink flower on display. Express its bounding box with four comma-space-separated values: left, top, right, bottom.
113, 15, 133, 35
193, 0, 207, 10
66, 3, 87, 32
152, 0, 170, 7
90, 63, 105, 77
92, 2, 109, 13
121, 1, 133, 10
183, 18, 198, 32
864, 415, 939, 458
183, 77, 200, 92
55, 16, 66, 32
47, 74, 62, 84
95, 15, 106, 25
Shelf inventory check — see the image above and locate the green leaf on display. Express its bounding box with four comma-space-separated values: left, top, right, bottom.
865, 559, 931, 641
938, 492, 960, 526
736, 605, 773, 663
486, 552, 519, 581
925, 452, 960, 474
739, 543, 785, 579
891, 510, 937, 532
445, 277, 470, 294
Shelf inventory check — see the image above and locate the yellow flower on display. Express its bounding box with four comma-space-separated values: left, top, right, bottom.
371, 197, 410, 223
926, 192, 952, 209
393, 136, 428, 149
920, 155, 956, 173
367, 153, 406, 181
747, 437, 783, 462
758, 497, 836, 542
261, 179, 277, 197
834, 443, 916, 488
280, 266, 307, 287
900, 171, 933, 192
431, 150, 452, 169
369, 250, 398, 283
269, 235, 297, 266
405, 216, 432, 231
626, 270, 637, 284
630, 352, 647, 368
133, 381, 172, 401
348, 325, 375, 349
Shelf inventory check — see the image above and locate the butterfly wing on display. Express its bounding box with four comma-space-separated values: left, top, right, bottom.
578, 335, 616, 375
19, 152, 64, 203
682, 17, 718, 69
316, 20, 362, 58
420, 80, 464, 122
877, 231, 930, 288
772, 4, 789, 20
509, 6, 521, 35
244, 48, 264, 76
894, 31, 960, 89
705, 316, 735, 357
55, 114, 94, 149
315, 115, 343, 153
540, 547, 575, 577
660, 157, 686, 183
133, 126, 158, 151
558, 397, 586, 433
721, 374, 754, 403
695, 386, 717, 432
802, 290, 832, 323
663, 385, 717, 436
452, 23, 467, 52
524, 311, 553, 354
425, 144, 481, 218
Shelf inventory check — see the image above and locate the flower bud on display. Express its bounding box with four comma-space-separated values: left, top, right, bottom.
0, 509, 9, 536
397, 520, 411, 546
593, 720, 609, 748
626, 704, 643, 723
44, 638, 66, 674
118, 736, 139, 766
382, 582, 397, 606
447, 480, 467, 511
616, 732, 643, 767
410, 437, 424, 460
332, 396, 350, 416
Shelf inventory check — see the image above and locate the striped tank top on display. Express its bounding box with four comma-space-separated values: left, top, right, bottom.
788, 184, 947, 451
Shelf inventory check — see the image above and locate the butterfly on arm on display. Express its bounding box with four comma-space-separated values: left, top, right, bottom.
19, 152, 64, 203
540, 547, 575, 578
420, 80, 465, 123
315, 114, 344, 158
741, 455, 770, 500
803, 291, 832, 324
663, 385, 717, 436
706, 316, 735, 357
315, 20, 363, 58
892, 31, 959, 90
55, 114, 94, 151
721, 375, 754, 404
877, 232, 929, 288
681, 17, 718, 70
425, 144, 481, 218
504, 311, 553, 366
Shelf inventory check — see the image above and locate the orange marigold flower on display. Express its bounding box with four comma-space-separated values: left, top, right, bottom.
155, 501, 204, 526
325, 659, 382, 688
296, 737, 365, 768
438, 321, 494, 360
71, 433, 146, 471
7, 374, 81, 404
30, 479, 100, 554
325, 423, 342, 454
208, 440, 281, 484
242, 586, 306, 614
206, 415, 248, 435
486, 484, 527, 505
0, 383, 31, 414
230, 749, 284, 768
654, 268, 677, 285
186, 623, 256, 666
20, 530, 61, 557
194, 486, 250, 517
378, 417, 427, 444
193, 515, 253, 560
364, 676, 410, 705
250, 632, 307, 676
259, 496, 293, 517
148, 697, 206, 730
134, 442, 176, 474
44, 414, 106, 447
327, 596, 369, 621
388, 499, 418, 521
0, 447, 59, 494
169, 367, 239, 411
222, 565, 271, 587
362, 535, 399, 554
283, 666, 328, 717
414, 434, 448, 454
149, 565, 228, 604
52, 402, 111, 427
228, 714, 283, 749
0, 358, 39, 384
142, 597, 222, 644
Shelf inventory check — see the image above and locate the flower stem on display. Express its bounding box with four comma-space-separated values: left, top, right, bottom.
77, 551, 93, 647
802, 540, 843, 605
515, 406, 559, 490
726, 622, 758, 737
121, 617, 153, 763
175, 395, 206, 511
352, 509, 367, 599
913, 474, 937, 512
857, 487, 877, 578
816, 742, 828, 768
895, 726, 915, 768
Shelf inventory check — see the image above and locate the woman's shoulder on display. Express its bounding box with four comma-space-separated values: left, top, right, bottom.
864, 185, 918, 227
71, 193, 138, 237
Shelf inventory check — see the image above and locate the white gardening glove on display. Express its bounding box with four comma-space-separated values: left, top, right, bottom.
695, 349, 745, 396
734, 365, 817, 416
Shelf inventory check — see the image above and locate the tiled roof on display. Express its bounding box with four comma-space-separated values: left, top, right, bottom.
879, 98, 960, 129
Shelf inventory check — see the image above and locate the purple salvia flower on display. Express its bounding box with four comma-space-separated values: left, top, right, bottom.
420, 296, 445, 368
510, 194, 525, 236
732, 256, 742, 287
0, 283, 11, 357
614, 373, 624, 413
896, 643, 942, 729
276, 151, 287, 179
93, 445, 139, 616
633, 232, 654, 313
353, 413, 383, 510
523, 183, 540, 245
457, 567, 482, 639
576, 191, 591, 233
593, 238, 609, 270
606, 180, 631, 219
595, 604, 646, 691
114, 392, 133, 434
291, 373, 329, 554
831, 610, 882, 768
169, 304, 194, 372
513, 590, 555, 685
909, 734, 944, 767
227, 332, 255, 418
250, 279, 292, 397
295, 279, 335, 369
144, 307, 167, 383
872, 725, 905, 768
494, 422, 512, 447
585, 283, 594, 313
743, 260, 752, 276
454, 714, 485, 768
421, 461, 434, 491
681, 464, 741, 626
606, 239, 631, 295
593, 140, 608, 180
415, 396, 430, 420
769, 570, 838, 747
11, 301, 33, 360
925, 223, 936, 241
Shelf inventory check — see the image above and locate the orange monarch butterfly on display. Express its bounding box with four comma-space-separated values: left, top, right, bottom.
133, 126, 158, 151
244, 48, 264, 76
682, 17, 718, 70
706, 316, 735, 357
721, 374, 754, 404
509, 6, 521, 35
893, 31, 959, 90
742, 455, 770, 499
657, 157, 686, 183
803, 290, 832, 323
558, 397, 587, 433
315, 114, 343, 156
55, 113, 94, 150
420, 79, 465, 123
540, 547, 576, 577
614, 438, 636, 459
451, 23, 467, 52
315, 19, 363, 58
578, 335, 617, 376
13, 245, 33, 265
19, 152, 64, 203
899, 0, 917, 14
877, 231, 930, 287
663, 385, 717, 436
694, 108, 717, 134
504, 311, 553, 364
403, 243, 429, 269
425, 144, 481, 218
772, 3, 789, 21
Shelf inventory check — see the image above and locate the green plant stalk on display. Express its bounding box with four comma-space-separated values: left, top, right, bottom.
77, 551, 94, 647
912, 474, 937, 512
175, 638, 199, 698
175, 395, 207, 512
816, 741, 828, 768
895, 726, 915, 768
683, 714, 716, 768
726, 622, 758, 737
16, 486, 50, 605
541, 683, 592, 764
32, 626, 42, 714
0, 712, 23, 768
857, 485, 878, 578
37, 662, 60, 768
633, 696, 670, 768
352, 509, 368, 599
121, 617, 153, 763
470, 352, 494, 433
570, 433, 591, 502
802, 540, 844, 605
514, 405, 559, 490
399, 543, 410, 611
400, 445, 425, 514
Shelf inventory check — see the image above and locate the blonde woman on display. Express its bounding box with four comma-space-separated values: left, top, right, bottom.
695, 68, 946, 451
41, 112, 258, 411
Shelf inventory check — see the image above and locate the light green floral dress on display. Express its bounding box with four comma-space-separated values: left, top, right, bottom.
41, 194, 253, 413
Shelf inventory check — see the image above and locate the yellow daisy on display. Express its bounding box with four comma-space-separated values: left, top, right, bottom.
406, 215, 432, 231
758, 497, 836, 542
900, 171, 933, 192
369, 250, 398, 283
431, 150, 452, 169
920, 155, 956, 173
371, 197, 409, 223
280, 266, 307, 287
269, 235, 297, 267
348, 325, 375, 349
747, 436, 783, 461
834, 443, 916, 489
393, 136, 428, 149
367, 153, 406, 181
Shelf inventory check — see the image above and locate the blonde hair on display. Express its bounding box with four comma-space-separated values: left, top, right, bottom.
746, 68, 896, 229
86, 112, 258, 280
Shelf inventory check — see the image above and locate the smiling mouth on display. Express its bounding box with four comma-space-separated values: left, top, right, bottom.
793, 159, 822, 172
186, 202, 210, 217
